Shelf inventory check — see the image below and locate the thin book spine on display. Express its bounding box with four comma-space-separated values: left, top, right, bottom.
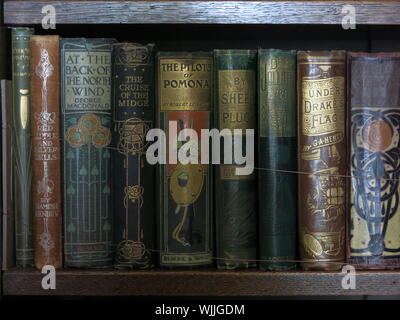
348, 52, 400, 269
297, 50, 346, 270
31, 35, 62, 269
61, 38, 115, 268
12, 27, 34, 267
2, 80, 14, 270
258, 49, 297, 270
214, 49, 257, 269
157, 52, 213, 268
112, 42, 155, 269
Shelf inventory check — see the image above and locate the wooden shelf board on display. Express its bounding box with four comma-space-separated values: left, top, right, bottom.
3, 268, 400, 296
4, 1, 400, 25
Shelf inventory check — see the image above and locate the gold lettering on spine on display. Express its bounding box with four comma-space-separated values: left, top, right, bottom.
159, 58, 212, 111
260, 55, 293, 137
300, 66, 346, 261
219, 70, 255, 130
301, 77, 345, 136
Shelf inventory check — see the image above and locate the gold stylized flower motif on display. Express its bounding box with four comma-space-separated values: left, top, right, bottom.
66, 114, 111, 148
124, 185, 144, 208
117, 240, 146, 260
117, 118, 150, 155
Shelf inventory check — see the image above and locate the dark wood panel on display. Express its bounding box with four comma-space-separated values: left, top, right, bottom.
31, 24, 371, 52
4, 1, 400, 25
369, 26, 400, 52
3, 268, 400, 296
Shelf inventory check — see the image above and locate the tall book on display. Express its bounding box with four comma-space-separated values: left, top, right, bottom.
297, 51, 346, 270
61, 38, 115, 268
112, 43, 155, 269
214, 49, 257, 269
2, 80, 14, 270
348, 52, 400, 269
12, 27, 34, 267
157, 52, 213, 268
31, 36, 62, 269
258, 49, 297, 270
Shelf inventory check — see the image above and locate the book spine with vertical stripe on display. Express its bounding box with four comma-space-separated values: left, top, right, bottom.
12, 27, 34, 267
112, 42, 155, 269
31, 35, 62, 269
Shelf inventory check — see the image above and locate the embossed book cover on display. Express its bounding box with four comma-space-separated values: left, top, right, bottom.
61, 38, 115, 268
258, 49, 297, 271
297, 51, 346, 270
214, 49, 257, 269
112, 43, 155, 269
12, 27, 34, 267
157, 52, 213, 268
348, 52, 400, 269
31, 35, 62, 269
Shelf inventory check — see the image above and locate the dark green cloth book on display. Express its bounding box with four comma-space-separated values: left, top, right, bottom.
61, 38, 115, 268
12, 27, 34, 267
258, 49, 297, 270
112, 43, 156, 269
214, 49, 257, 269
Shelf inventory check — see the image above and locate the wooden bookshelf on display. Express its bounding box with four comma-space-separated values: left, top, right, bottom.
3, 268, 400, 296
4, 1, 400, 25
2, 0, 400, 298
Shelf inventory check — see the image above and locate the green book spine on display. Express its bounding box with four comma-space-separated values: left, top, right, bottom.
157, 52, 213, 268
61, 38, 115, 268
214, 49, 257, 269
112, 43, 155, 269
12, 28, 34, 267
258, 49, 297, 270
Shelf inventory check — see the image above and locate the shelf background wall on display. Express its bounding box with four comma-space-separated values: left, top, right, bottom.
4, 1, 400, 25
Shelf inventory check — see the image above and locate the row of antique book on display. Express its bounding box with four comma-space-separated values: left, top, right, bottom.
4, 27, 400, 271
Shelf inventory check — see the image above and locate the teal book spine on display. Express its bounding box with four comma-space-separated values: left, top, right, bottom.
258, 49, 297, 270
214, 49, 257, 269
61, 38, 115, 268
12, 27, 34, 267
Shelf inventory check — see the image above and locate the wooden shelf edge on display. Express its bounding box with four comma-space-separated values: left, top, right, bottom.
3, 268, 400, 296
4, 1, 400, 25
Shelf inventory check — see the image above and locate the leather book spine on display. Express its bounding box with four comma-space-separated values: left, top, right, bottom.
258, 49, 297, 271
157, 52, 213, 268
12, 27, 34, 267
348, 52, 400, 269
61, 38, 115, 268
297, 51, 346, 270
112, 43, 155, 269
31, 36, 62, 269
214, 49, 257, 269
